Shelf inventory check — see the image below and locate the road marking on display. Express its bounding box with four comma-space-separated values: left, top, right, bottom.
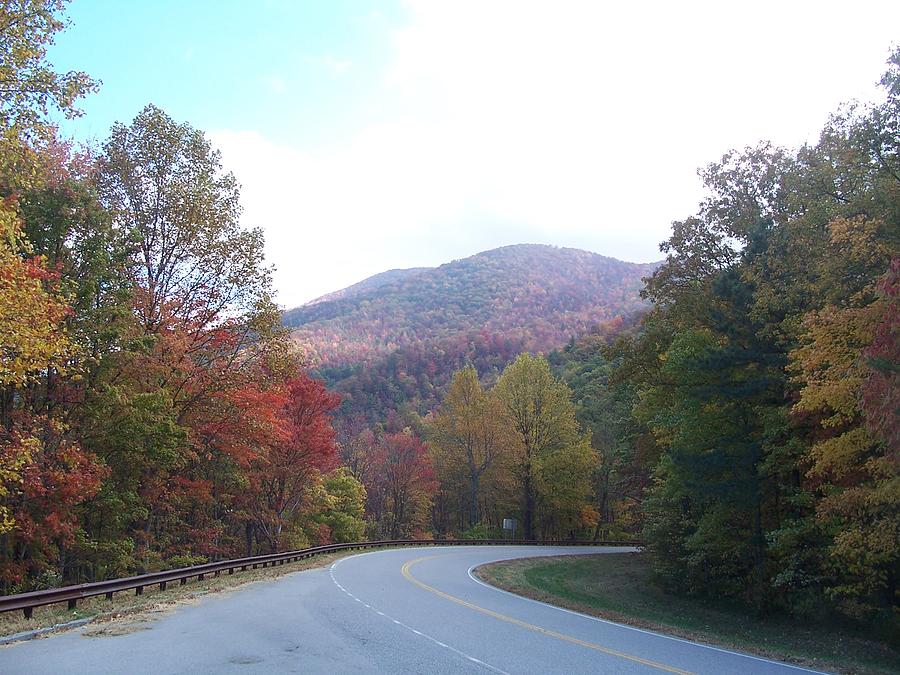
329, 555, 508, 674
402, 554, 694, 675
465, 564, 828, 675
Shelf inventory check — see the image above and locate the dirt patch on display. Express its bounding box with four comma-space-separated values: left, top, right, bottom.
83, 621, 153, 638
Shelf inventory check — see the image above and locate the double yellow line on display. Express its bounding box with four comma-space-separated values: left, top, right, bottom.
401, 555, 693, 675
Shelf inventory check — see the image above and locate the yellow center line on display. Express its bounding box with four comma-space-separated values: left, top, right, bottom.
401, 554, 694, 675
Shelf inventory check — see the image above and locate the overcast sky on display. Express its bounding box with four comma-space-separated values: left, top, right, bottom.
52, 1, 899, 307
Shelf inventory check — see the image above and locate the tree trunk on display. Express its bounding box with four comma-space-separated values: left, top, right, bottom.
523, 470, 534, 540
469, 474, 479, 529
245, 522, 254, 557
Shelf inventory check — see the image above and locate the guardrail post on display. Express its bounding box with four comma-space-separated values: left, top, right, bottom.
68, 599, 77, 610
198, 574, 204, 581
23, 607, 32, 619
135, 586, 143, 596
214, 570, 220, 577
180, 578, 187, 586
106, 591, 113, 600
160, 582, 167, 591
228, 568, 234, 575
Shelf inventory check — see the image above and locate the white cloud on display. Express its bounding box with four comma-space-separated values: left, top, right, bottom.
306, 54, 353, 75
213, 0, 900, 308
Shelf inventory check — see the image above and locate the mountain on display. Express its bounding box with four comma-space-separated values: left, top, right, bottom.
285, 244, 657, 367
297, 267, 432, 308
283, 244, 658, 423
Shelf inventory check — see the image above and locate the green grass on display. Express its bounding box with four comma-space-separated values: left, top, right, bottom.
475, 552, 900, 675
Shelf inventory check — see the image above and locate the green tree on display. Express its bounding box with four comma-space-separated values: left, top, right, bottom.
551, 330, 655, 539
306, 468, 367, 544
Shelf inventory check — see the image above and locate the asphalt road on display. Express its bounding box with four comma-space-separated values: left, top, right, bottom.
0, 546, 823, 674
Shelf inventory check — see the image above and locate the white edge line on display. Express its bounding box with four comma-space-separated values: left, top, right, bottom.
465, 562, 829, 675
329, 550, 508, 675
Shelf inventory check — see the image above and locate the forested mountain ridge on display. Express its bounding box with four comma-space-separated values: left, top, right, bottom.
296, 267, 431, 308
284, 244, 658, 367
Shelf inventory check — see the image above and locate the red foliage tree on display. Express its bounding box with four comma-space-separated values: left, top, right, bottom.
369, 431, 436, 539
248, 374, 340, 552
1, 415, 107, 587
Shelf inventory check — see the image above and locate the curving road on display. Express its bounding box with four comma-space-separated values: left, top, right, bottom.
0, 546, 822, 674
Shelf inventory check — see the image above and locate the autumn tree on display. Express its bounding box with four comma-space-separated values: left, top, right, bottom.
369, 430, 436, 539
1, 417, 107, 587
0, 1, 363, 587
18, 138, 131, 368
75, 105, 288, 567
0, 203, 70, 398
96, 104, 270, 334
861, 260, 899, 457
494, 353, 596, 539
249, 374, 340, 553
789, 230, 896, 618
429, 365, 512, 530
304, 468, 367, 544
0, 0, 95, 134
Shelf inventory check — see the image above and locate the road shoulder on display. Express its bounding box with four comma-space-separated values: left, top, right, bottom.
473, 552, 899, 675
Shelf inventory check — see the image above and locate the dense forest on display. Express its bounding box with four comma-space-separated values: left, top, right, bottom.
0, 0, 897, 644
0, 3, 369, 589
284, 244, 655, 367
288, 245, 651, 423
546, 55, 899, 632
323, 315, 638, 426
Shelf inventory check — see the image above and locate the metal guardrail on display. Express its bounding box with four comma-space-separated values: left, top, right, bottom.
1, 538, 641, 619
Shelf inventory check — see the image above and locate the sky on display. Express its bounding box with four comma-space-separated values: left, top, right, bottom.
50, 0, 899, 307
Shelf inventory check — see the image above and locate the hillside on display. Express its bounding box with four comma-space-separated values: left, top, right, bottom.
299, 267, 431, 307
284, 244, 657, 422
286, 244, 657, 368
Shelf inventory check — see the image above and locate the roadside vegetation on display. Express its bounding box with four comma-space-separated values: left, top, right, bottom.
476, 553, 900, 675
0, 548, 375, 640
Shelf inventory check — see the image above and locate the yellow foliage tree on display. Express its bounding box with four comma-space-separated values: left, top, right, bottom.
495, 353, 596, 539
429, 365, 515, 531
0, 201, 71, 533
0, 201, 70, 386
790, 221, 897, 617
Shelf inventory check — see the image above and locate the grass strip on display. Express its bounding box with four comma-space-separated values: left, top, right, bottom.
475, 552, 899, 675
